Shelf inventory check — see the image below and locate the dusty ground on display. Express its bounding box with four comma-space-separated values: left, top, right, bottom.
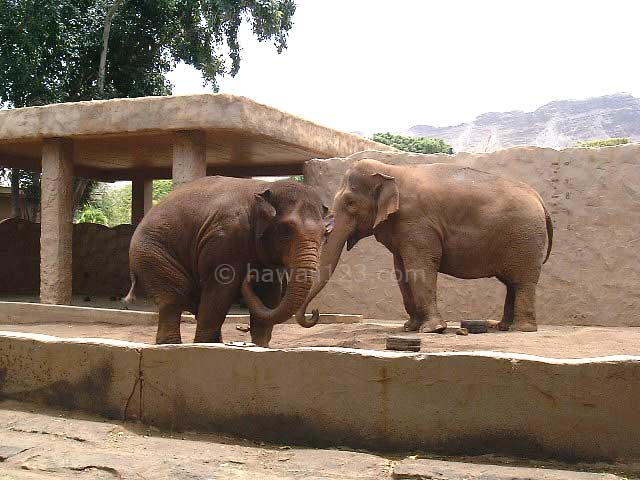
0, 401, 632, 479
1, 321, 640, 358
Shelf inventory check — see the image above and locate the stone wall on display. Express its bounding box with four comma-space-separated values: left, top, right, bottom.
0, 218, 134, 296
304, 144, 640, 327
2, 331, 640, 462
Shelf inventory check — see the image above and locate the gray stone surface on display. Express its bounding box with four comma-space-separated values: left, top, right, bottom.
303, 144, 640, 327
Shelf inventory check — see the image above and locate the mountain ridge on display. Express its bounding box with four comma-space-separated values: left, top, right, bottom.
406, 93, 640, 153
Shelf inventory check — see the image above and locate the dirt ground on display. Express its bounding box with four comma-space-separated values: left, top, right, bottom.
2, 321, 640, 358
0, 401, 632, 479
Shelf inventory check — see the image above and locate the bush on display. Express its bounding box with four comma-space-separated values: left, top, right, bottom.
576, 138, 629, 148
372, 133, 453, 154
74, 179, 174, 226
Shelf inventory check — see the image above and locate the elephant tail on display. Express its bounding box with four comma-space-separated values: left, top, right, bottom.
539, 197, 553, 264
123, 273, 137, 307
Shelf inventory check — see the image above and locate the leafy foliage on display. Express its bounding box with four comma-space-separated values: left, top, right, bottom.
75, 204, 109, 225
576, 138, 629, 148
75, 179, 174, 226
1, 0, 295, 217
372, 133, 453, 154
0, 0, 296, 107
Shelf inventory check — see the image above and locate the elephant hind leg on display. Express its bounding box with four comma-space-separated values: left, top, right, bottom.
497, 277, 515, 331
156, 304, 183, 344
393, 254, 421, 332
496, 279, 538, 332
512, 283, 538, 332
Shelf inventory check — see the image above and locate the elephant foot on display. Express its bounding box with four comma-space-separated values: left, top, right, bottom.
156, 334, 182, 344
420, 318, 447, 334
403, 316, 422, 332
496, 320, 512, 331
193, 331, 222, 343
511, 321, 538, 332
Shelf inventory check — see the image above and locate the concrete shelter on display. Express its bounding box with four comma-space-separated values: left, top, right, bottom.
0, 94, 393, 305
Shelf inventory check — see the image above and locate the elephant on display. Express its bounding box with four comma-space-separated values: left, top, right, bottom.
124, 176, 329, 347
295, 159, 553, 333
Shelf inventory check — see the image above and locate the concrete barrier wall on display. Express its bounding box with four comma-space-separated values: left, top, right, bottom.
303, 144, 640, 326
1, 331, 639, 462
0, 219, 134, 296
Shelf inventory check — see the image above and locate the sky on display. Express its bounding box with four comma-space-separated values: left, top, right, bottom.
167, 0, 640, 134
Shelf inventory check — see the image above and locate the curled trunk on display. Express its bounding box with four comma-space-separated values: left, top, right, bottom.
294, 216, 353, 327
242, 239, 319, 325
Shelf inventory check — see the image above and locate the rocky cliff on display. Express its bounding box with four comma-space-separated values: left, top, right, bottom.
408, 93, 640, 152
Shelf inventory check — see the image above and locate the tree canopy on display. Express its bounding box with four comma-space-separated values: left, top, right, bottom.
0, 0, 296, 107
0, 0, 296, 220
372, 133, 453, 154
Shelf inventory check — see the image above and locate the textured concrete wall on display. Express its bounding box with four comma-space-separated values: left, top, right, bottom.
0, 220, 134, 296
40, 138, 74, 304
1, 331, 639, 462
172, 130, 207, 189
304, 144, 640, 326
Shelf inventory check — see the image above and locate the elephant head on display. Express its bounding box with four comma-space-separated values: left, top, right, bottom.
241, 180, 333, 337
294, 160, 400, 324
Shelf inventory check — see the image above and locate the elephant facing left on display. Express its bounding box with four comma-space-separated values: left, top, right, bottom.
125, 176, 331, 347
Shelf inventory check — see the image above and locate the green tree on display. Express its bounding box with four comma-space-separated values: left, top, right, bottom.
1, 0, 296, 217
576, 138, 629, 148
152, 180, 173, 205
75, 204, 109, 225
76, 179, 174, 226
372, 133, 453, 154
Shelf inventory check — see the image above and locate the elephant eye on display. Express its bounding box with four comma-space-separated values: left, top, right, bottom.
345, 199, 358, 213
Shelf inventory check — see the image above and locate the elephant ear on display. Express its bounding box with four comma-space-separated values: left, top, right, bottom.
254, 188, 277, 239
372, 173, 399, 229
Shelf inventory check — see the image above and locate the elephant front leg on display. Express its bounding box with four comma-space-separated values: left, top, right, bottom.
398, 238, 446, 333
194, 274, 242, 343
247, 269, 281, 347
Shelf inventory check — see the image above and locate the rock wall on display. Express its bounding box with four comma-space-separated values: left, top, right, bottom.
304, 144, 640, 326
0, 219, 134, 296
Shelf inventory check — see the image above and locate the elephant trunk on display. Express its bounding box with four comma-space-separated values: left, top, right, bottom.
242, 238, 319, 325
294, 215, 353, 327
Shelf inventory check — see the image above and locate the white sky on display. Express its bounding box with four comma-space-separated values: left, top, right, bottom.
170, 0, 640, 134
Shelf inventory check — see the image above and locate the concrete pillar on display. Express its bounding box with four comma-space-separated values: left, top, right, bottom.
40, 138, 74, 305
172, 130, 206, 189
131, 178, 153, 225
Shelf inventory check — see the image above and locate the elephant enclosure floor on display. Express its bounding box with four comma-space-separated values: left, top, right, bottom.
1, 321, 639, 358
1, 400, 630, 479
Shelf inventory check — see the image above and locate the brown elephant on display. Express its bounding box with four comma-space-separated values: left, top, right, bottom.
295, 159, 553, 333
125, 176, 328, 347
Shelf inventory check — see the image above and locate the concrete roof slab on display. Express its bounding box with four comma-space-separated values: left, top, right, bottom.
0, 94, 393, 178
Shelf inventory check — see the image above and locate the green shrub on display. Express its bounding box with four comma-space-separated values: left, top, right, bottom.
576, 138, 629, 148
372, 133, 453, 154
